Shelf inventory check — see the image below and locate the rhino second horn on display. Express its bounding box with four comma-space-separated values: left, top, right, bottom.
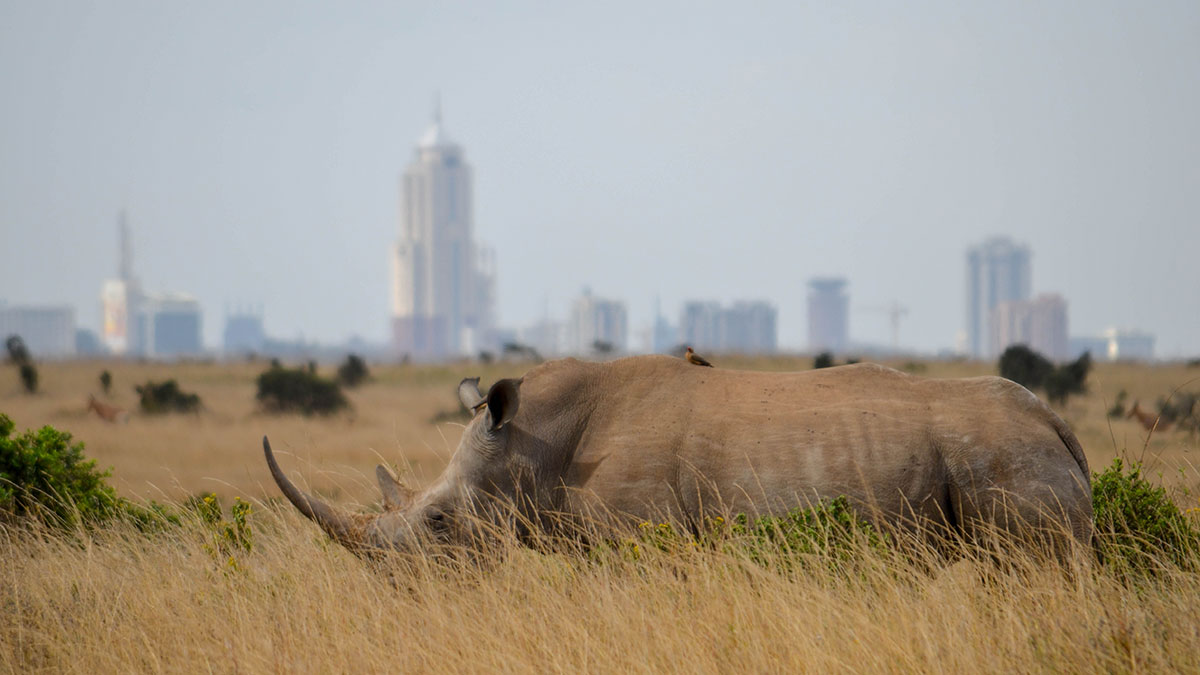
263, 436, 360, 547
376, 465, 413, 510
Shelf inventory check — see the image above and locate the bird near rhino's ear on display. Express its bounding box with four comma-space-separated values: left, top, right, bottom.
458, 377, 484, 411
485, 378, 522, 430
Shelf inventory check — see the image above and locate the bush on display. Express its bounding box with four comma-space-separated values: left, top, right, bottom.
1156, 391, 1199, 435
999, 345, 1054, 390
618, 497, 888, 571
1044, 353, 1092, 404
0, 414, 120, 527
256, 364, 349, 416
99, 370, 112, 395
336, 354, 369, 388
1092, 458, 1200, 575
813, 352, 835, 369
726, 496, 889, 569
999, 345, 1091, 405
136, 379, 202, 414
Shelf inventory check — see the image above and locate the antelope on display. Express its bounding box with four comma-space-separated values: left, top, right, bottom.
87, 395, 129, 424
1126, 401, 1168, 432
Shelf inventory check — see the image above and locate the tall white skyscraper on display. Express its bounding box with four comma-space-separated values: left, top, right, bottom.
965, 237, 1032, 358
391, 103, 496, 360
101, 210, 139, 355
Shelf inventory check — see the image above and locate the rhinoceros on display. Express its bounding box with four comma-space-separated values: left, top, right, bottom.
264, 356, 1093, 554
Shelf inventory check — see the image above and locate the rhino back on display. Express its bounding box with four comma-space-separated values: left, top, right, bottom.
517, 357, 1083, 528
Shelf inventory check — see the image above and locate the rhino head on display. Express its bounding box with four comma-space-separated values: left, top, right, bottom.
264, 377, 524, 554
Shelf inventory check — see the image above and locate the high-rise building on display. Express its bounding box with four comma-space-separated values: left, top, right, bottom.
98, 211, 204, 359
568, 290, 627, 354
134, 293, 203, 358
679, 300, 777, 354
679, 301, 722, 351
966, 237, 1032, 358
391, 102, 496, 360
990, 293, 1068, 360
101, 210, 139, 355
807, 278, 848, 353
224, 307, 266, 355
0, 305, 76, 358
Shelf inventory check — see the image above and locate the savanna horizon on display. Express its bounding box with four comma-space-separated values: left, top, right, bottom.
1, 356, 1194, 505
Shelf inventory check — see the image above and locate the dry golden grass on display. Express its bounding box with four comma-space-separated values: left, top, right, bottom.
2, 356, 1200, 673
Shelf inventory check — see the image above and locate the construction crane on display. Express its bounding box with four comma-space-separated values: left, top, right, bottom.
859, 301, 909, 352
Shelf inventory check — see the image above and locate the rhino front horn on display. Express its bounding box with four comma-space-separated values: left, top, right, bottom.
263, 436, 363, 549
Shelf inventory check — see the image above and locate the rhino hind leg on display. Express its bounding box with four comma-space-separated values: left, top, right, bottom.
946, 465, 1092, 561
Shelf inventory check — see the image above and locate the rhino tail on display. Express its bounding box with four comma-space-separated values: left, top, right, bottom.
1048, 412, 1090, 489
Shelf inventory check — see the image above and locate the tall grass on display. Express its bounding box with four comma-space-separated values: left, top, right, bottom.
3, 501, 1200, 674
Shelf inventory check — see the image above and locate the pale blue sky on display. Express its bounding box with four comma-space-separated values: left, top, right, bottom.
2, 1, 1197, 355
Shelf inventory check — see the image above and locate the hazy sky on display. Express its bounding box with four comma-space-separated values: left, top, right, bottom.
2, 1, 1197, 356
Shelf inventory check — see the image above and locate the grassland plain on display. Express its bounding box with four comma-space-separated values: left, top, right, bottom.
2, 356, 1200, 673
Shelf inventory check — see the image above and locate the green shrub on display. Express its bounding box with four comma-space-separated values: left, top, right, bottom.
336, 354, 369, 388
0, 414, 120, 527
813, 352, 835, 370
136, 379, 201, 414
187, 492, 254, 569
726, 496, 889, 568
1091, 458, 1200, 575
99, 370, 112, 395
618, 497, 888, 570
256, 364, 349, 416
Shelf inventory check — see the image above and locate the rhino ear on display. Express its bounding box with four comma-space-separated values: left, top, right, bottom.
485, 378, 522, 430
376, 465, 413, 510
458, 377, 484, 411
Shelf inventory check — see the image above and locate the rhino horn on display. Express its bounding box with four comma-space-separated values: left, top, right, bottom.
375, 464, 413, 510
263, 436, 363, 548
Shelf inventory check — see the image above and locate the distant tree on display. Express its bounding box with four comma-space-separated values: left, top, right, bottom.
18, 363, 38, 394
998, 345, 1054, 390
999, 345, 1091, 406
99, 370, 113, 395
1044, 352, 1092, 404
256, 366, 348, 416
307, 360, 318, 375
813, 352, 835, 370
501, 342, 542, 362
478, 350, 495, 364
5, 335, 31, 365
592, 340, 615, 355
136, 380, 202, 414
336, 354, 369, 388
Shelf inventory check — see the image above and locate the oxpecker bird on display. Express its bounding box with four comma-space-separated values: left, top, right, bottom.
685, 347, 714, 368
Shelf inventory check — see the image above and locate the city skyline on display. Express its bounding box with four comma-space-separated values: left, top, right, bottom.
2, 3, 1198, 357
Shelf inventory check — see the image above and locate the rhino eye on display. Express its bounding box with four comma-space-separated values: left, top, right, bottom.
426, 509, 450, 534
